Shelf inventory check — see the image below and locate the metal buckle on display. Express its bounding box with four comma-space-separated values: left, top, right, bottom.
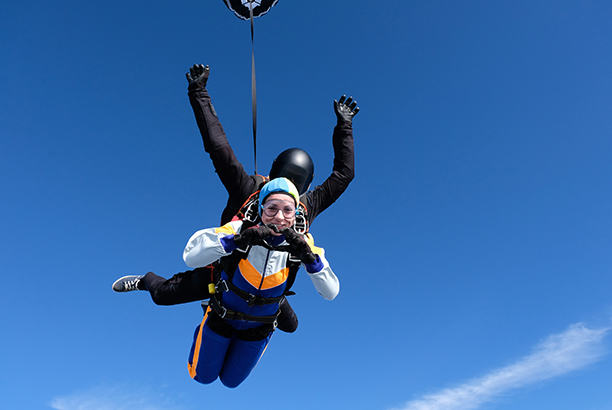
218, 303, 228, 318
244, 199, 259, 223
246, 294, 258, 307
218, 280, 230, 293
294, 212, 307, 234
211, 295, 229, 318
292, 204, 307, 234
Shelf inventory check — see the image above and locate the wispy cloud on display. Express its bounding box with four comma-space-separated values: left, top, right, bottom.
392, 322, 610, 410
50, 384, 188, 410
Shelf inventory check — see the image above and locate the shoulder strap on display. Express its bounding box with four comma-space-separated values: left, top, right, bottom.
252, 174, 269, 190
283, 254, 301, 296
234, 191, 261, 223
220, 245, 252, 282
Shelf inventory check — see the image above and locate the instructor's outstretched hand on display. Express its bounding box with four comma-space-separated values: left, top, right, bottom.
186, 64, 210, 88
334, 95, 360, 124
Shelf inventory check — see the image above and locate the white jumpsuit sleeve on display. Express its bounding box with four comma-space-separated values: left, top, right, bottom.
183, 221, 243, 268
303, 233, 339, 300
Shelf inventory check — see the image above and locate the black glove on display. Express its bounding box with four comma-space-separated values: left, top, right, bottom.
186, 64, 210, 88
334, 95, 359, 123
281, 228, 316, 264
233, 224, 273, 248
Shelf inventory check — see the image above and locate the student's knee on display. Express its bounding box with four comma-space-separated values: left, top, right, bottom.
193, 373, 218, 385
219, 374, 244, 388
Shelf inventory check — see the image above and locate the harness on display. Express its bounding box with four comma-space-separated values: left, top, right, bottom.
206, 175, 310, 325
208, 237, 303, 324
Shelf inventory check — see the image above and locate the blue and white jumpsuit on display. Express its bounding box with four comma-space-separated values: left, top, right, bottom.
183, 220, 339, 388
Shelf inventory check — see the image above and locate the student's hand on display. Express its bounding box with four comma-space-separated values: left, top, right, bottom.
281, 228, 316, 264
233, 224, 272, 247
334, 95, 359, 123
266, 223, 283, 236
186, 64, 210, 88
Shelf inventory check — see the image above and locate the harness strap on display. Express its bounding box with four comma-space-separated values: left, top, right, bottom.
210, 294, 279, 324
216, 278, 286, 306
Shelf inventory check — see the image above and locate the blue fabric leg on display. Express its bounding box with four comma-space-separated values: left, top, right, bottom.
219, 333, 272, 388
189, 319, 232, 385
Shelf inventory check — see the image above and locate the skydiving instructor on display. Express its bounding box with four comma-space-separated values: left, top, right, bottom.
186, 63, 358, 225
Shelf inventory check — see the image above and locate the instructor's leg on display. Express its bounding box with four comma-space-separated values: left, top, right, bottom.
142, 267, 212, 306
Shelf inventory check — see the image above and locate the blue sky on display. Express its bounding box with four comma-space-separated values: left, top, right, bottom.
2, 1, 612, 409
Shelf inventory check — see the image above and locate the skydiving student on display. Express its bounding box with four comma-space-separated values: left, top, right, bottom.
184, 178, 338, 388
112, 64, 358, 332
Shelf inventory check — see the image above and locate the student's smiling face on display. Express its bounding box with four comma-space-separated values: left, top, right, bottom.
260, 193, 296, 230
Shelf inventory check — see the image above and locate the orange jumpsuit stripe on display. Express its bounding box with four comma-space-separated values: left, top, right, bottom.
188, 308, 210, 378
238, 259, 289, 290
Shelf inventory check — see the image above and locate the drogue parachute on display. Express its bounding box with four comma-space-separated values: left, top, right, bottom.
222, 0, 280, 20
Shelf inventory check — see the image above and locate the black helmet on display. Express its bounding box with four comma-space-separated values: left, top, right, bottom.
269, 148, 314, 195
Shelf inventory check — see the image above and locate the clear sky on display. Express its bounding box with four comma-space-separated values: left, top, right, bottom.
2, 1, 612, 409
